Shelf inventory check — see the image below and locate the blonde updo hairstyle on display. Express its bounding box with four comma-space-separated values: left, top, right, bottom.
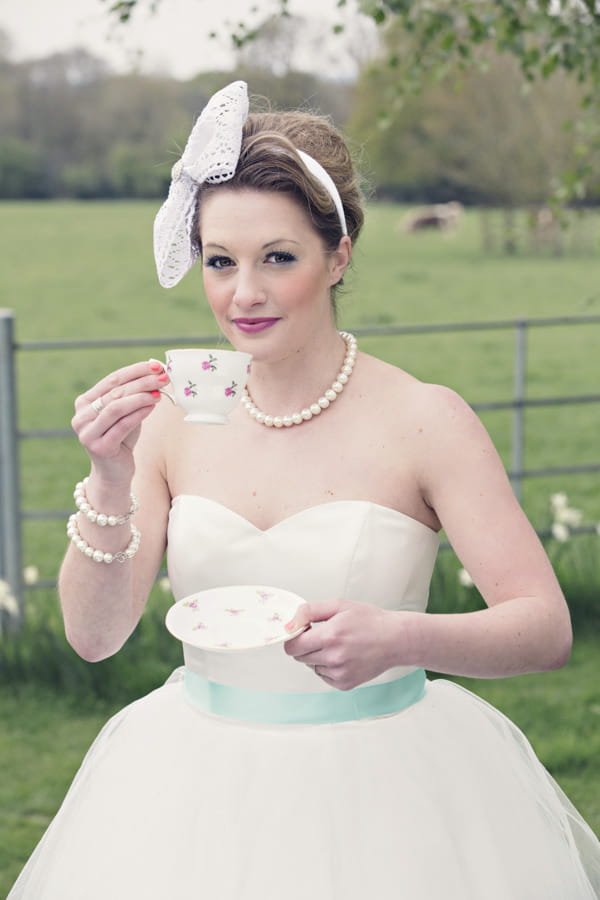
197, 110, 364, 259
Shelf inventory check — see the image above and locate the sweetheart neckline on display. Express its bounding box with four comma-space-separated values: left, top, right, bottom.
170, 495, 439, 537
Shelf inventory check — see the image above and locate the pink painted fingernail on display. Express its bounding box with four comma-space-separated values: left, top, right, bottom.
150, 390, 161, 399
158, 373, 169, 383
285, 620, 296, 631
149, 361, 162, 372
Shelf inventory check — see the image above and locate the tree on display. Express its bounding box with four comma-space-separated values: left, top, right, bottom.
101, 0, 600, 201
347, 23, 594, 205
358, 1, 600, 201
0, 35, 356, 198
0, 137, 47, 198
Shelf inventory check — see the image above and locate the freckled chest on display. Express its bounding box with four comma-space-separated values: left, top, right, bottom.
165, 391, 428, 530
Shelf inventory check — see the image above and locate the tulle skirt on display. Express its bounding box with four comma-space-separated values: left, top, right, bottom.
9, 672, 600, 899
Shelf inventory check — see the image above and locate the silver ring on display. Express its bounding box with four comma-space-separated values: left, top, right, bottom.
91, 396, 105, 416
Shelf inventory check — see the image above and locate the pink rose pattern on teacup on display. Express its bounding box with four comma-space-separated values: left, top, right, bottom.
166, 354, 217, 375
164, 354, 238, 397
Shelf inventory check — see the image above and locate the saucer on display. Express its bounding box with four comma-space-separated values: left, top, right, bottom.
165, 585, 307, 651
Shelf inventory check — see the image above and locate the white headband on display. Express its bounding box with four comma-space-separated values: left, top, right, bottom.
153, 80, 348, 289
296, 149, 348, 240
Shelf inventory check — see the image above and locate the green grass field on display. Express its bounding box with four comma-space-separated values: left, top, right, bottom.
2, 200, 599, 572
0, 200, 599, 893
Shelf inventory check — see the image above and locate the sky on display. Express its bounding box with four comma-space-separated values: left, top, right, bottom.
0, 0, 375, 80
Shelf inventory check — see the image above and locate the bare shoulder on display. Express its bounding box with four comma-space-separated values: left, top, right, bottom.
359, 352, 478, 431
357, 354, 500, 497
356, 351, 420, 394
399, 378, 495, 463
396, 378, 509, 512
405, 380, 482, 431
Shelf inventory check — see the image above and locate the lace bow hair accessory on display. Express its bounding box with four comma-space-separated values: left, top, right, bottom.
153, 80, 348, 289
153, 80, 249, 289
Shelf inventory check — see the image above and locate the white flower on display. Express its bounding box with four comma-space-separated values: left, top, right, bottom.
0, 581, 19, 618
550, 492, 568, 511
158, 577, 171, 593
458, 568, 474, 588
554, 506, 583, 527
22, 565, 39, 585
551, 522, 570, 543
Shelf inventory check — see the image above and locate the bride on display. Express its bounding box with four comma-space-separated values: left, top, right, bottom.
9, 81, 600, 899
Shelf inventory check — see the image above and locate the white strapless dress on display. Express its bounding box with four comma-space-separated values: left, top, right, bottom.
9, 497, 600, 899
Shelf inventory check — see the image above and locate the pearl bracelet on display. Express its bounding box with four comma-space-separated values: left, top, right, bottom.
74, 477, 139, 526
67, 513, 141, 564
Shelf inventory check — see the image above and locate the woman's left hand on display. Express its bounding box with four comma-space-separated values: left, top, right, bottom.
283, 599, 397, 691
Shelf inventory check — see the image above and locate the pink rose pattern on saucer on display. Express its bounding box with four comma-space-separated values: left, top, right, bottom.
169, 586, 302, 650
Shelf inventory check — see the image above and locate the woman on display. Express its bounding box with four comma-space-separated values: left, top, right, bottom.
9, 81, 600, 899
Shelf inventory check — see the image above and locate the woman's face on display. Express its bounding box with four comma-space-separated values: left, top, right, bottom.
198, 188, 350, 361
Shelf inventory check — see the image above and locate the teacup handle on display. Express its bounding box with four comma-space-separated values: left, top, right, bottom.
148, 358, 176, 405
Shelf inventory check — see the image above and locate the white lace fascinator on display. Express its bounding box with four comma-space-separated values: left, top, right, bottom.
153, 80, 348, 289
153, 81, 249, 289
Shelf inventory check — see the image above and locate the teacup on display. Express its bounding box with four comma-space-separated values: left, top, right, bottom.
156, 348, 252, 424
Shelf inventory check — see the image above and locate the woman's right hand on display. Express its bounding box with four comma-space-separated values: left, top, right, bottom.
72, 360, 168, 484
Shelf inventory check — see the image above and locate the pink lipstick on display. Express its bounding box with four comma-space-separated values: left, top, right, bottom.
232, 318, 280, 334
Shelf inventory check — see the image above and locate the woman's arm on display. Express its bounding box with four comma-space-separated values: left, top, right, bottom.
409, 383, 572, 677
285, 384, 572, 689
58, 362, 172, 662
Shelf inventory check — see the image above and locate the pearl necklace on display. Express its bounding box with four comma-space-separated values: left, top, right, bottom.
241, 331, 358, 428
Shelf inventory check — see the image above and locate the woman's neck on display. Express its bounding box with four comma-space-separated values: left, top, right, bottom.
245, 327, 348, 416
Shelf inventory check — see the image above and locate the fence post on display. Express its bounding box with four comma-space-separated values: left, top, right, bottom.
0, 309, 23, 626
511, 320, 528, 502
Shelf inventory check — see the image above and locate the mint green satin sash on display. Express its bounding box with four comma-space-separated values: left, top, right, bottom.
183, 667, 426, 724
